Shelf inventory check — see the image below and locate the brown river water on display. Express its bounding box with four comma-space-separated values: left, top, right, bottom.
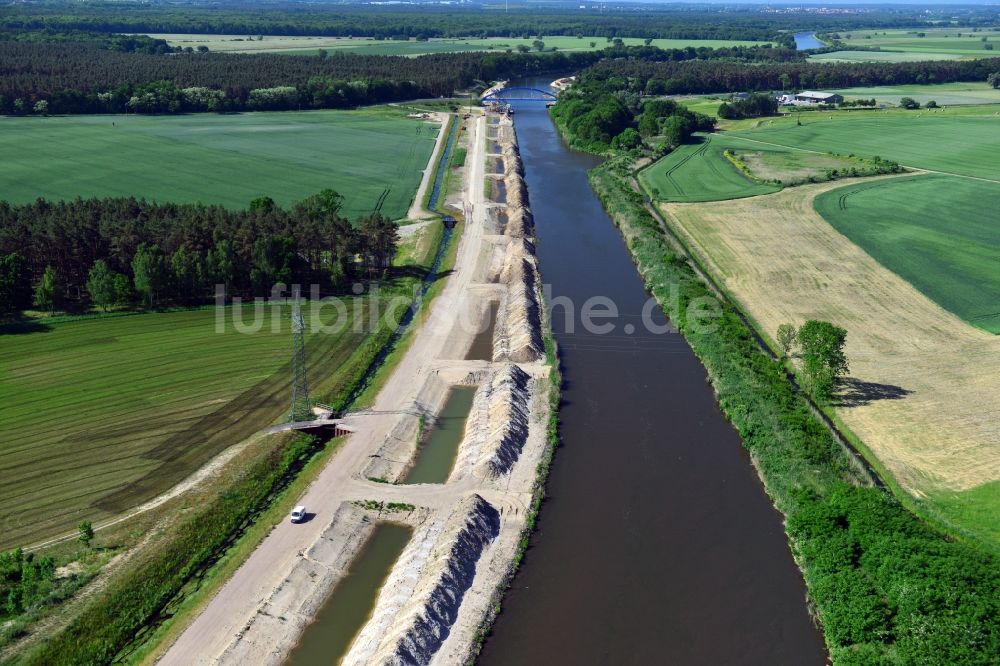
476, 80, 828, 665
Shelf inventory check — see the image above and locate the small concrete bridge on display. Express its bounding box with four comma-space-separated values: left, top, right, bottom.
263, 419, 355, 437
481, 87, 558, 102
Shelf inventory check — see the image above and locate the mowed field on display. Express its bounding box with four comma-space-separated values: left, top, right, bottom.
150, 33, 768, 56
727, 109, 1000, 180
0, 109, 438, 220
0, 303, 377, 549
815, 175, 1000, 333
662, 178, 1000, 543
639, 134, 780, 202
838, 27, 1000, 59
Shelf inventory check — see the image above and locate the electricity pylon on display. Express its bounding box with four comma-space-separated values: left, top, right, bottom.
289, 293, 311, 422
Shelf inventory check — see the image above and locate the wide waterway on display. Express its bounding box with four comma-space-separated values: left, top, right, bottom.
794, 31, 824, 50
477, 81, 828, 664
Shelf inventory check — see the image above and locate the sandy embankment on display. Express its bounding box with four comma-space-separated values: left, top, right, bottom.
337, 113, 549, 666
343, 495, 501, 665
158, 111, 551, 666
550, 76, 575, 91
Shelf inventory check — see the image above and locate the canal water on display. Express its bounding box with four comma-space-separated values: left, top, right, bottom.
285, 522, 412, 666
403, 386, 476, 484
466, 301, 499, 361
794, 32, 824, 50
476, 82, 827, 664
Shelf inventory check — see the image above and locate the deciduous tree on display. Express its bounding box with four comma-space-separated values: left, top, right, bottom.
777, 323, 796, 358
34, 265, 58, 314
78, 521, 94, 549
796, 319, 849, 400
86, 259, 116, 311
132, 244, 167, 308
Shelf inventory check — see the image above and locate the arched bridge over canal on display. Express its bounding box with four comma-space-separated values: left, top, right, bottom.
481, 87, 558, 102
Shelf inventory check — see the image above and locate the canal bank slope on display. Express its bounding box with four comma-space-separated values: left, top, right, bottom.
156, 110, 556, 666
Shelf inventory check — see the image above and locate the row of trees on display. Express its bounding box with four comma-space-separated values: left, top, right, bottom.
8, 2, 995, 42
0, 4, 838, 43
0, 192, 399, 314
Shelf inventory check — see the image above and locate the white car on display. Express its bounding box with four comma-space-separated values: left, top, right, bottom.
290, 505, 307, 523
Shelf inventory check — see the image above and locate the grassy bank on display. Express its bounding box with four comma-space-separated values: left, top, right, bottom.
587, 156, 1000, 664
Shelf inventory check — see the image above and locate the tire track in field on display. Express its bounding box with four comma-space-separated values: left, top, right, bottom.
835, 179, 899, 210
663, 138, 711, 197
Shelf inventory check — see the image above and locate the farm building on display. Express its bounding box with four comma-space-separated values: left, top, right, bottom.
793, 91, 844, 105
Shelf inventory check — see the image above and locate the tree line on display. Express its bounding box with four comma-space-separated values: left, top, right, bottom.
718, 93, 779, 120
583, 55, 1000, 97
0, 39, 804, 116
0, 3, 853, 44
0, 28, 176, 53
4, 2, 996, 48
0, 41, 607, 114
0, 192, 399, 314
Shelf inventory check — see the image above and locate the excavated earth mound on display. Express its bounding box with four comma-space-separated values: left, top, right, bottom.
344, 495, 501, 666
474, 364, 532, 478
504, 174, 528, 209
504, 206, 534, 239
493, 246, 544, 363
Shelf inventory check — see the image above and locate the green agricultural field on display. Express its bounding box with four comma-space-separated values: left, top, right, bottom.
727, 111, 1000, 181
830, 82, 1000, 107
809, 49, 963, 63
0, 303, 373, 549
150, 33, 768, 57
675, 96, 729, 118
0, 109, 438, 220
837, 27, 1000, 59
640, 134, 782, 202
814, 175, 1000, 333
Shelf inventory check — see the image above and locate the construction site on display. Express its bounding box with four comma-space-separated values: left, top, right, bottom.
156, 107, 554, 666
